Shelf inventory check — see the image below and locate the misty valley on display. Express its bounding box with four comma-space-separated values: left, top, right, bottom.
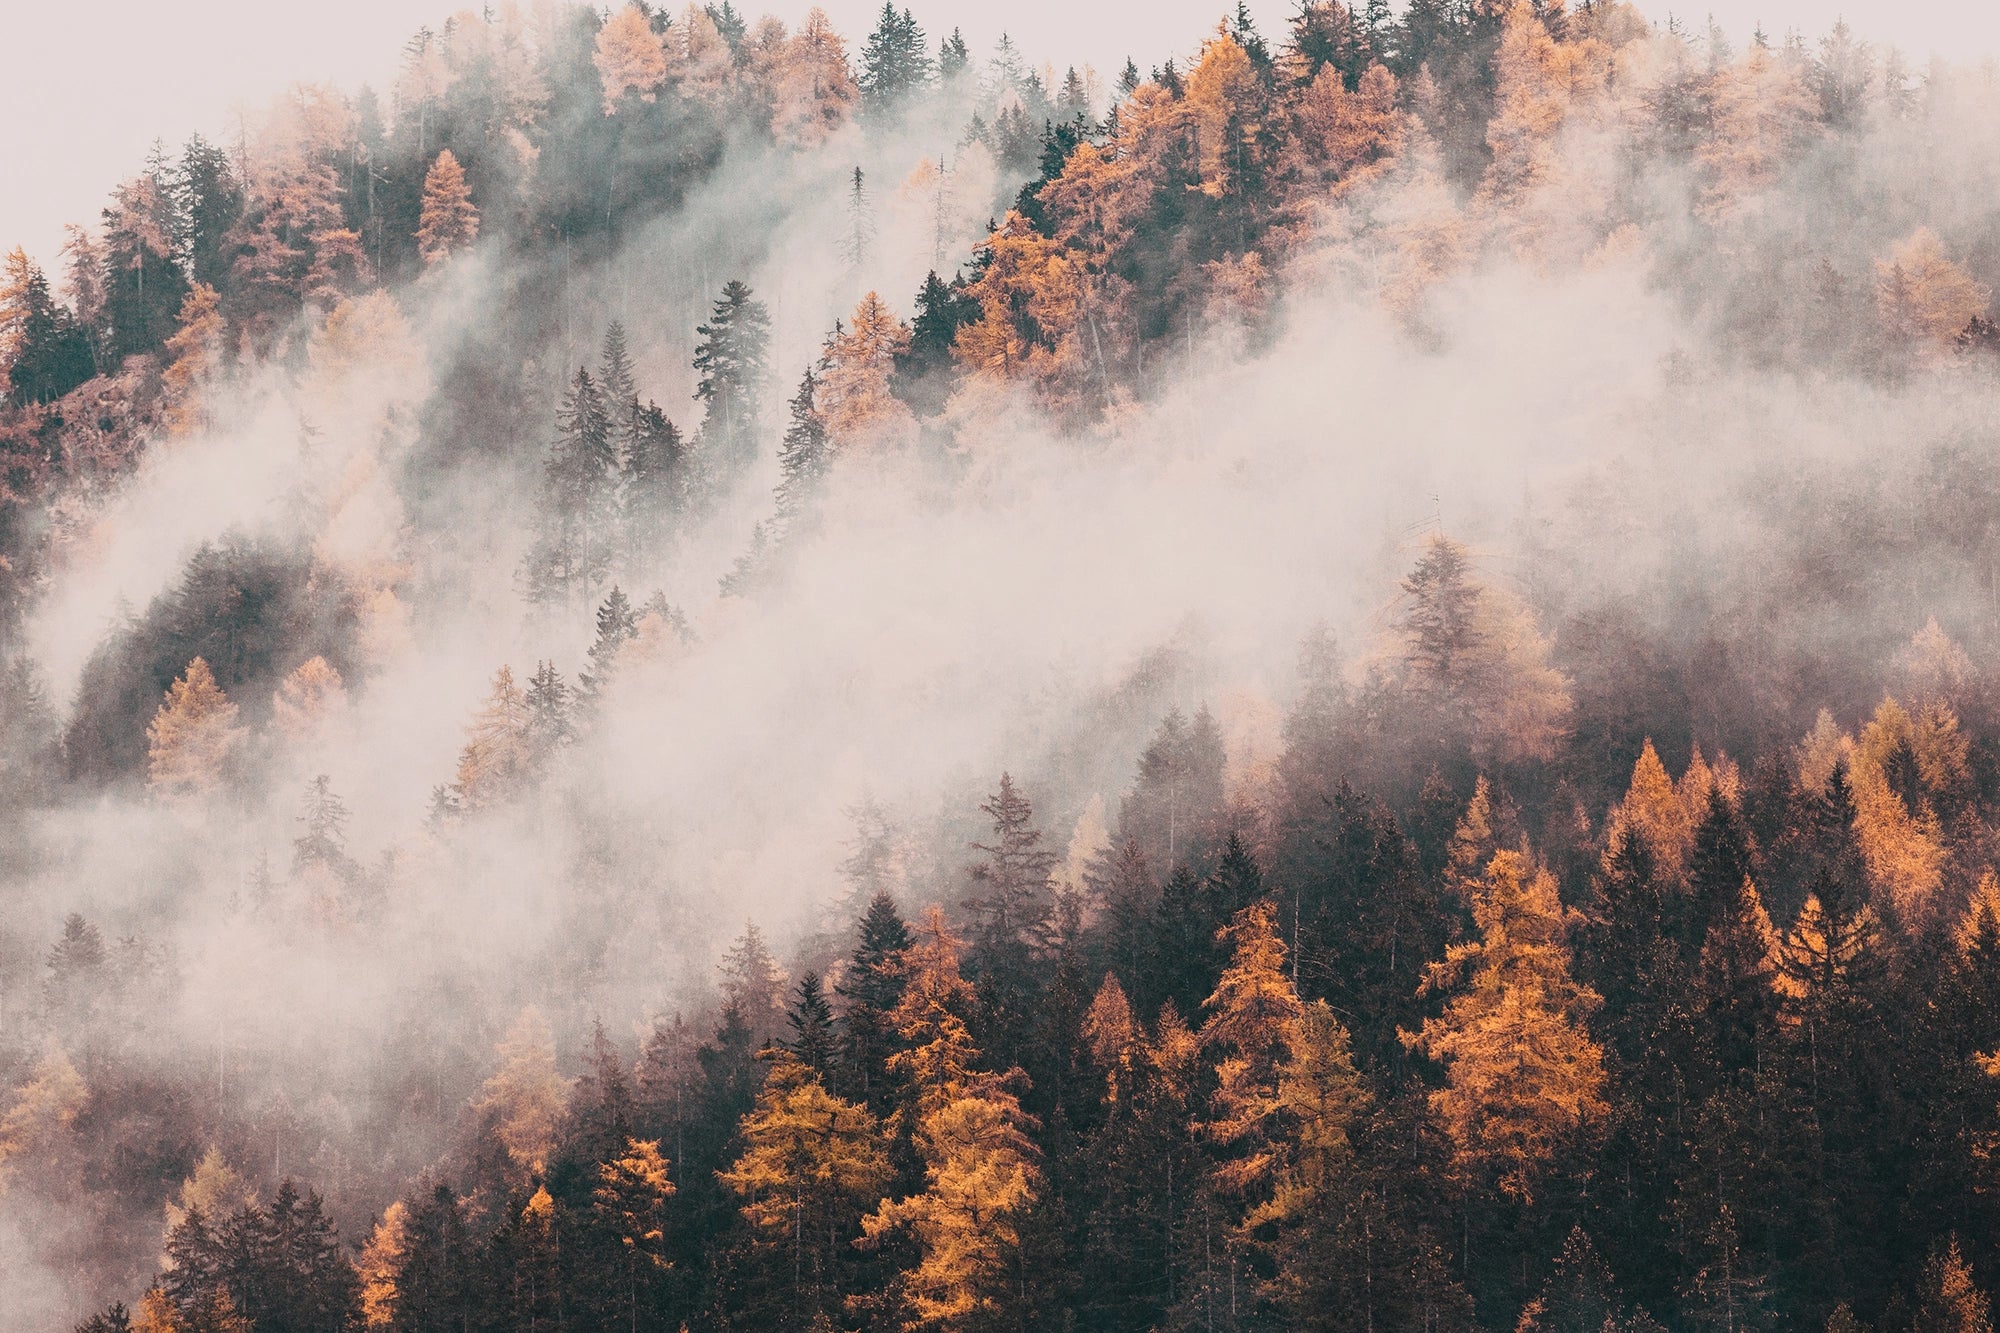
8, 1, 2000, 1330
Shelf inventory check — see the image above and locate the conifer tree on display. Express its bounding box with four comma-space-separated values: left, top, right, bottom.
526, 368, 620, 605
772, 364, 829, 535
593, 1138, 675, 1328
719, 1053, 891, 1323
1413, 850, 1606, 1199
621, 401, 686, 559
453, 665, 532, 809
524, 660, 576, 764
836, 891, 912, 1105
785, 971, 837, 1074
862, 906, 1042, 1328
146, 657, 245, 802
720, 922, 788, 1048
416, 150, 479, 264
859, 4, 934, 111
693, 279, 772, 482
1914, 1236, 1994, 1333
579, 586, 640, 703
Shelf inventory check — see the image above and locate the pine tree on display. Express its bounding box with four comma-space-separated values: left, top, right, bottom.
938, 28, 970, 82
291, 775, 352, 877
692, 279, 772, 483
773, 364, 830, 535
579, 586, 640, 703
621, 401, 687, 559
785, 971, 838, 1074
525, 367, 620, 605
416, 150, 479, 264
860, 4, 934, 112
524, 660, 576, 764
836, 891, 912, 1106
720, 922, 788, 1048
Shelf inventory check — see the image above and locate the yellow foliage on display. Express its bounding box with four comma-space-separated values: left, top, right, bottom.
357, 1200, 408, 1328
476, 1006, 571, 1177
595, 4, 668, 110
1697, 44, 1818, 217
1878, 227, 1991, 350
163, 1145, 255, 1242
1184, 32, 1263, 197
1202, 901, 1306, 1193
765, 9, 857, 149
1083, 972, 1142, 1104
1285, 63, 1403, 199
147, 657, 245, 803
1896, 618, 1973, 709
1851, 696, 1949, 923
1480, 2, 1607, 217
417, 150, 479, 264
862, 1090, 1041, 1328
719, 1057, 885, 1240
454, 665, 532, 809
819, 292, 915, 450
1604, 739, 1690, 879
595, 1137, 676, 1260
1797, 708, 1848, 796
953, 213, 1095, 414
1412, 851, 1605, 1200
0, 1039, 86, 1180
161, 284, 225, 437
1958, 870, 2000, 959
271, 656, 347, 745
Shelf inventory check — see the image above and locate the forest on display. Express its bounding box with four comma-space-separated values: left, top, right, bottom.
8, 0, 2000, 1328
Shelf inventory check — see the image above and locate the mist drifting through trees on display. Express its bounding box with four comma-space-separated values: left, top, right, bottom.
7, 0, 2000, 1328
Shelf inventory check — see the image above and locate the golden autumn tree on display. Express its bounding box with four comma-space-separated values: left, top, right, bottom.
953, 213, 1093, 413
161, 1145, 255, 1246
1411, 850, 1606, 1199
861, 906, 1041, 1328
0, 1038, 87, 1184
595, 3, 669, 111
454, 664, 532, 809
1242, 1000, 1374, 1321
160, 283, 225, 437
271, 656, 347, 745
475, 1005, 571, 1179
1184, 31, 1263, 198
417, 150, 479, 265
594, 1137, 676, 1327
818, 292, 915, 450
1848, 696, 1951, 924
1604, 739, 1694, 882
766, 8, 858, 148
1697, 42, 1819, 217
1278, 62, 1403, 208
356, 1201, 408, 1328
1877, 227, 1990, 350
1478, 1, 1607, 221
147, 657, 246, 803
1202, 899, 1306, 1194
719, 1052, 891, 1320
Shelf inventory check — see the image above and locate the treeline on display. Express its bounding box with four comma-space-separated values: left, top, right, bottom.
16, 536, 2000, 1329
7, 0, 1995, 641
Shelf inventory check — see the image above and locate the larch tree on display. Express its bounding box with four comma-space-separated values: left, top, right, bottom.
475, 1006, 571, 1179
767, 8, 860, 148
1412, 849, 1607, 1200
146, 657, 245, 803
452, 665, 532, 809
270, 656, 346, 746
862, 906, 1042, 1329
160, 283, 225, 436
818, 291, 915, 450
416, 150, 478, 264
355, 1201, 407, 1329
1913, 1236, 1995, 1333
593, 1137, 676, 1328
595, 3, 670, 111
718, 1052, 892, 1322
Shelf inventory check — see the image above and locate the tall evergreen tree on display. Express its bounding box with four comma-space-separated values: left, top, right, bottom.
692, 279, 772, 484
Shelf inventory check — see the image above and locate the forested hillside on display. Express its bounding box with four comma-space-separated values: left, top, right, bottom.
9, 0, 2000, 1328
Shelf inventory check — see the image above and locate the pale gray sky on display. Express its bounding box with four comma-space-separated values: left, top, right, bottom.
2, 0, 1993, 275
